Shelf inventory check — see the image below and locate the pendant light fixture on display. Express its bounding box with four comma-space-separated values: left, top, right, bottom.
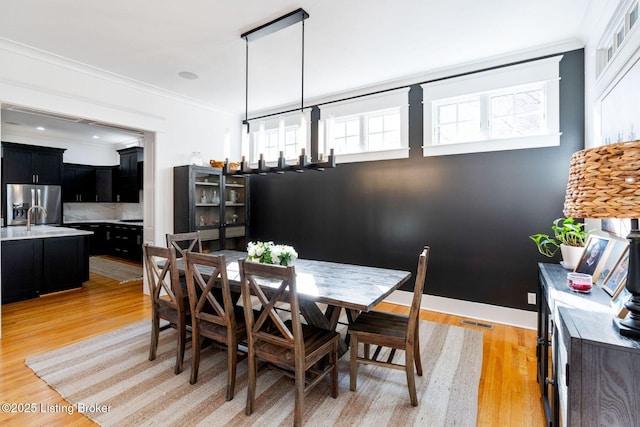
229, 8, 335, 175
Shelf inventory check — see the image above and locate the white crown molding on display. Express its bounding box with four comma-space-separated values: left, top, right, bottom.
0, 37, 234, 117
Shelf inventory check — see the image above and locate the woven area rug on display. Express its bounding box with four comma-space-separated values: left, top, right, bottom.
26, 320, 483, 426
89, 256, 143, 284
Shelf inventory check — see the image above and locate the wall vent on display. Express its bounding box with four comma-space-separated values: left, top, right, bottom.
460, 319, 494, 329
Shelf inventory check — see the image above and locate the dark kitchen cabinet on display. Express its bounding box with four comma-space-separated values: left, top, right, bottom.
95, 166, 116, 202
117, 147, 143, 203
63, 163, 96, 202
104, 223, 142, 262
1, 235, 88, 304
2, 142, 65, 185
42, 236, 89, 293
1, 239, 43, 303
63, 164, 118, 203
66, 222, 105, 255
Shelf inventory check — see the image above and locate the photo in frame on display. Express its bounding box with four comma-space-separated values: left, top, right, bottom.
601, 248, 629, 296
611, 284, 631, 319
595, 238, 629, 287
574, 235, 613, 282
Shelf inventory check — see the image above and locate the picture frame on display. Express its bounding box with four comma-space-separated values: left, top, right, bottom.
595, 238, 628, 287
601, 248, 629, 296
574, 235, 613, 282
611, 283, 631, 319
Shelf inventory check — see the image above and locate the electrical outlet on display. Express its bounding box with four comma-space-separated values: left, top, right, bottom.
528, 292, 536, 305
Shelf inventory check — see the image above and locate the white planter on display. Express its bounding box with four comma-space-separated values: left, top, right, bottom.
560, 244, 584, 270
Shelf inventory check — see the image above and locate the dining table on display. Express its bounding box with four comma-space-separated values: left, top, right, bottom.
176, 250, 412, 353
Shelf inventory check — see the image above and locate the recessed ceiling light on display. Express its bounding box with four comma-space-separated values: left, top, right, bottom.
93, 135, 100, 139
36, 126, 46, 131
178, 71, 199, 80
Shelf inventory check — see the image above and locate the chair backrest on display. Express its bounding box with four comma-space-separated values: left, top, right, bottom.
166, 231, 202, 258
407, 246, 430, 339
239, 259, 302, 355
143, 243, 185, 312
184, 251, 237, 331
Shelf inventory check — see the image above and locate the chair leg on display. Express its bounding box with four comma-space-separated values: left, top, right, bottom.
349, 334, 358, 392
190, 330, 200, 384
405, 343, 418, 406
149, 312, 160, 361
294, 362, 305, 427
245, 348, 256, 416
175, 321, 186, 375
414, 323, 423, 376
331, 340, 338, 398
226, 337, 237, 401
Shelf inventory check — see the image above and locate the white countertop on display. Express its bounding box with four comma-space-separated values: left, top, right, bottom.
64, 220, 143, 226
1, 225, 94, 241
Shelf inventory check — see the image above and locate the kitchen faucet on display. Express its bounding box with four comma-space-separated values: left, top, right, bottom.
26, 205, 47, 231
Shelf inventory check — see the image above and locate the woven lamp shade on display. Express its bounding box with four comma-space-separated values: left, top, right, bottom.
563, 140, 640, 219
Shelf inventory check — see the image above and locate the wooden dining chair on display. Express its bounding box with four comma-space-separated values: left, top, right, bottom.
239, 259, 340, 427
166, 231, 202, 258
184, 251, 247, 400
143, 243, 190, 375
347, 246, 430, 406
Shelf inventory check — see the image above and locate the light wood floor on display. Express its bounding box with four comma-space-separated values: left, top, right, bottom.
0, 263, 544, 426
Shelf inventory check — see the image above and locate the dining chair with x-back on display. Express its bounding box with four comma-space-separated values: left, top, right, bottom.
143, 243, 190, 375
184, 251, 247, 400
347, 246, 430, 406
239, 259, 340, 427
166, 231, 203, 258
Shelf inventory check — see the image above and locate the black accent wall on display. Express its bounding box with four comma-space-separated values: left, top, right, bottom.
249, 49, 584, 311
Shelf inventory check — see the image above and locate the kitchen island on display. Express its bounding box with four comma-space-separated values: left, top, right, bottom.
1, 225, 93, 304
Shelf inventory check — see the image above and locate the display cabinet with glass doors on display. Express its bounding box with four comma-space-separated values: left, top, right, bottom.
173, 165, 248, 253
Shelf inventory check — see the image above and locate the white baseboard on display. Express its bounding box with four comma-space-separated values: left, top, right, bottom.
384, 290, 537, 330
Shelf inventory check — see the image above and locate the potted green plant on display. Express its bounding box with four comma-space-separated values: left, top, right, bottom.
530, 217, 590, 269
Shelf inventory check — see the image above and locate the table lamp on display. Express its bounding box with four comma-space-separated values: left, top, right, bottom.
563, 140, 640, 338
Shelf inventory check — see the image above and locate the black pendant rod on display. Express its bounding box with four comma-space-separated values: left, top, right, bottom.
244, 38, 249, 126
301, 18, 305, 112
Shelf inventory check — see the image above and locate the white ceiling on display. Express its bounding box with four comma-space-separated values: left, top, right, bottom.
0, 0, 591, 140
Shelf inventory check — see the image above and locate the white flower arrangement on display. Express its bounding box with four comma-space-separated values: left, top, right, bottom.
247, 241, 298, 266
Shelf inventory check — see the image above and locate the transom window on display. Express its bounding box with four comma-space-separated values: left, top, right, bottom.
319, 88, 409, 163
432, 83, 546, 146
327, 108, 401, 156
246, 111, 310, 163
596, 1, 639, 77
423, 56, 561, 156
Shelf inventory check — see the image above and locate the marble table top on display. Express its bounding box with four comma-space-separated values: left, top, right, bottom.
178, 250, 412, 312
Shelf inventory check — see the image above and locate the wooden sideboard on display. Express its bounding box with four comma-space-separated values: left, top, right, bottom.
537, 263, 640, 426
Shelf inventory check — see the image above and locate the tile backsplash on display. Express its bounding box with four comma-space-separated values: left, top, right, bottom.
63, 201, 143, 222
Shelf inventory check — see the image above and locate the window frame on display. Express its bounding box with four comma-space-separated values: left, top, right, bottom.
245, 109, 311, 165
422, 56, 562, 157
319, 88, 410, 163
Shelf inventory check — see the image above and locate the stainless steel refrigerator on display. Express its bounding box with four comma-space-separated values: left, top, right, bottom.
6, 184, 62, 226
